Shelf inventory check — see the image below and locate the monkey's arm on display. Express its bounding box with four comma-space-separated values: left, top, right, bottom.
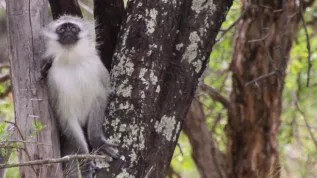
87, 97, 119, 159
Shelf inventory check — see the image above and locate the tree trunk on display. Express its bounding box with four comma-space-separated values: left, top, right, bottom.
97, 0, 233, 177
183, 99, 226, 178
94, 0, 125, 71
48, 0, 82, 19
227, 0, 312, 177
6, 0, 62, 177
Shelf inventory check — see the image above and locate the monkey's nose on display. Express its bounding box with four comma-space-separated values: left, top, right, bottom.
59, 34, 78, 45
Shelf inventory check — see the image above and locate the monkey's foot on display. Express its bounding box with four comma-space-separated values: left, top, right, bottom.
92, 138, 120, 159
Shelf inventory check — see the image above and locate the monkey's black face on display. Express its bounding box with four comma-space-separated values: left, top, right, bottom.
56, 23, 80, 45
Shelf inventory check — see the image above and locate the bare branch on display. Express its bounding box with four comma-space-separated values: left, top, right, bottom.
0, 63, 9, 70
0, 154, 110, 169
298, 0, 312, 87
200, 84, 229, 109
244, 71, 276, 87
0, 73, 9, 83
295, 102, 317, 148
218, 6, 249, 40
0, 85, 10, 99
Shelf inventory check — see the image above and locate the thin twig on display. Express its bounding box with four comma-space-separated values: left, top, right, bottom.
218, 6, 249, 40
295, 102, 317, 149
0, 73, 9, 83
299, 0, 312, 87
4, 120, 35, 170
144, 165, 154, 178
0, 63, 9, 70
0, 140, 50, 146
0, 154, 109, 169
244, 71, 276, 87
0, 86, 11, 98
248, 32, 270, 43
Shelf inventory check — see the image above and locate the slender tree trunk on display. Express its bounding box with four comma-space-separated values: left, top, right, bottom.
48, 0, 82, 19
183, 99, 226, 178
6, 0, 62, 177
227, 0, 313, 177
94, 0, 125, 71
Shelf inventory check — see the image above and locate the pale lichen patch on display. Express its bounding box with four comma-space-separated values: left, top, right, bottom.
117, 84, 132, 97
116, 169, 135, 178
192, 60, 202, 73
121, 124, 145, 152
111, 118, 121, 128
156, 85, 161, 93
154, 115, 177, 141
119, 102, 134, 111
140, 91, 146, 99
150, 71, 158, 85
112, 54, 134, 77
145, 9, 158, 35
139, 68, 150, 90
129, 150, 138, 163
176, 43, 183, 51
191, 0, 216, 15
119, 124, 127, 132
95, 159, 110, 169
183, 31, 200, 63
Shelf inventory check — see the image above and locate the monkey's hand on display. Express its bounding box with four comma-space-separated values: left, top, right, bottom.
40, 58, 53, 80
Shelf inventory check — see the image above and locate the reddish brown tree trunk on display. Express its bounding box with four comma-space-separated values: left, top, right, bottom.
227, 0, 312, 178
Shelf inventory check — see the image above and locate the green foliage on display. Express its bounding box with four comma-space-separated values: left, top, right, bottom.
32, 120, 46, 132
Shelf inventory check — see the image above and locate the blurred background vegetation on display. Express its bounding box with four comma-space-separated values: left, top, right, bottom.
1, 0, 317, 177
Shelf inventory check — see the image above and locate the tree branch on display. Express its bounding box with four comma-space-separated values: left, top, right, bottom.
48, 0, 82, 19
200, 84, 230, 109
0, 73, 9, 83
0, 154, 109, 169
94, 0, 125, 71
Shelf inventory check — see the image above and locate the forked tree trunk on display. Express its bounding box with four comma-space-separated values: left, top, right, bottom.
6, 0, 62, 177
98, 0, 233, 177
227, 0, 313, 177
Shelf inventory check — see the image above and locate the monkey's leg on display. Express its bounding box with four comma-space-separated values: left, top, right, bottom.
61, 121, 94, 178
87, 98, 119, 158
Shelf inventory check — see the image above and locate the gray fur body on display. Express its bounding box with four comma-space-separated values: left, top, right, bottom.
42, 15, 117, 178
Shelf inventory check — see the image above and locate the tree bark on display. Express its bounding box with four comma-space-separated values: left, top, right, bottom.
98, 0, 233, 177
94, 0, 125, 71
227, 0, 312, 177
48, 0, 82, 19
6, 0, 62, 177
183, 99, 226, 178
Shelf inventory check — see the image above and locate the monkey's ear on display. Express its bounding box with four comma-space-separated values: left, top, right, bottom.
40, 57, 53, 80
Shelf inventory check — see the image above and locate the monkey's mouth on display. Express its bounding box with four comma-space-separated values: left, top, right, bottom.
58, 35, 78, 45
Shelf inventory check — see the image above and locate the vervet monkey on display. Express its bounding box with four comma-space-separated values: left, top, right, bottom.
42, 15, 118, 178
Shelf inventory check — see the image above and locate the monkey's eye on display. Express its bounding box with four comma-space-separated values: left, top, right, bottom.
56, 26, 65, 33
71, 27, 79, 33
